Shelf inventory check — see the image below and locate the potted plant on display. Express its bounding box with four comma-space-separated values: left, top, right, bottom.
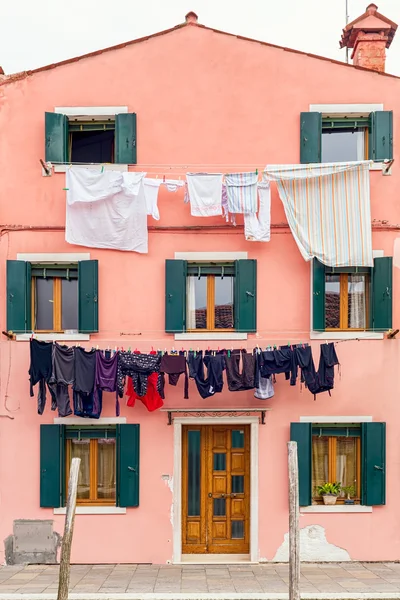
316, 482, 341, 505
342, 484, 356, 504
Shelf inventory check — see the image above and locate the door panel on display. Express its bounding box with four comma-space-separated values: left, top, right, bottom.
182, 425, 250, 554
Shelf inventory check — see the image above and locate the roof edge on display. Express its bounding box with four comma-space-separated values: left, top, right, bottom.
1, 19, 399, 87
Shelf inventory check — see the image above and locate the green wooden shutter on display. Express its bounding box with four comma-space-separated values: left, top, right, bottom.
78, 260, 99, 333
165, 259, 187, 333
372, 257, 392, 331
115, 113, 137, 164
369, 111, 393, 161
290, 423, 312, 506
312, 259, 325, 331
40, 424, 65, 508
300, 112, 322, 164
45, 112, 68, 164
234, 259, 257, 333
6, 260, 31, 333
361, 422, 386, 506
117, 424, 140, 507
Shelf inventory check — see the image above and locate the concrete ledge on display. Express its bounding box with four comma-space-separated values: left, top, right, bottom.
2, 594, 400, 600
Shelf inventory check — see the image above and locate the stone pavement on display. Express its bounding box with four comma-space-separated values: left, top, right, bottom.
1, 562, 400, 597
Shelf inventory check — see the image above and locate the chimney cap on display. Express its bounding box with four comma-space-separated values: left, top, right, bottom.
185, 11, 198, 24
0, 66, 4, 75
340, 3, 397, 49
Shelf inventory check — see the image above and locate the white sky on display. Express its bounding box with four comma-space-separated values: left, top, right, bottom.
1, 0, 400, 75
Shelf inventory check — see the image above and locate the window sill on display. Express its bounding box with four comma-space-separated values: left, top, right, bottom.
53, 506, 126, 515
54, 164, 128, 173
370, 161, 392, 175
15, 333, 90, 342
310, 331, 383, 340
175, 332, 248, 341
301, 505, 372, 513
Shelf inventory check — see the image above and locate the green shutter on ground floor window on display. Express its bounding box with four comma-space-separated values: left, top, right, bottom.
78, 260, 98, 333
165, 259, 187, 333
40, 424, 65, 508
6, 260, 31, 333
361, 422, 386, 506
372, 257, 392, 331
369, 111, 393, 161
115, 113, 137, 164
312, 259, 325, 331
290, 423, 312, 507
117, 424, 140, 507
234, 259, 257, 332
45, 112, 68, 164
300, 112, 322, 163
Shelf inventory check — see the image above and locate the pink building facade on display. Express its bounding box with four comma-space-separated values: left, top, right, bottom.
0, 6, 400, 564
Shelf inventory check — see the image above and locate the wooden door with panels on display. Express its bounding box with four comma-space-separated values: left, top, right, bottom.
182, 425, 250, 554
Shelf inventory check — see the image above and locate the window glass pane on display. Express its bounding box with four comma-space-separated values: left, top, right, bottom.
348, 274, 367, 329
215, 276, 234, 329
336, 437, 357, 494
231, 430, 244, 448
213, 498, 226, 516
70, 439, 90, 500
322, 129, 365, 162
213, 453, 226, 471
231, 521, 244, 539
62, 279, 78, 330
35, 278, 54, 330
232, 475, 244, 493
325, 275, 340, 329
188, 430, 201, 516
70, 130, 114, 163
187, 276, 207, 329
97, 438, 116, 500
312, 436, 329, 495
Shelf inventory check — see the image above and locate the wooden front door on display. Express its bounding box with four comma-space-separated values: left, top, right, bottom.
182, 425, 250, 554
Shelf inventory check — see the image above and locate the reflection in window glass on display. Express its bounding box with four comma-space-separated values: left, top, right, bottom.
188, 431, 201, 516
322, 129, 365, 163
97, 438, 116, 500
232, 475, 244, 493
213, 453, 226, 471
231, 521, 244, 539
336, 437, 357, 491
187, 276, 207, 329
35, 278, 54, 330
71, 439, 90, 500
213, 498, 226, 516
312, 436, 329, 493
62, 279, 78, 330
231, 430, 244, 448
348, 275, 367, 329
215, 276, 234, 329
325, 275, 340, 329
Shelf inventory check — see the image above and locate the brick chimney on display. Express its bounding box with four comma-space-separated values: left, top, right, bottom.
185, 11, 198, 24
340, 4, 397, 73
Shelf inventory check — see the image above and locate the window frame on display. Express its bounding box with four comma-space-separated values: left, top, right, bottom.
321, 119, 369, 163
65, 434, 117, 507
68, 119, 116, 164
325, 269, 371, 332
312, 431, 361, 504
31, 267, 79, 334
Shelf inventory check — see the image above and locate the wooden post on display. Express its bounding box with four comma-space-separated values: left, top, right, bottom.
288, 441, 300, 600
57, 457, 80, 600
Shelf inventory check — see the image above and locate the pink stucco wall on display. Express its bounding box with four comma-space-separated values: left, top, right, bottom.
1, 22, 400, 563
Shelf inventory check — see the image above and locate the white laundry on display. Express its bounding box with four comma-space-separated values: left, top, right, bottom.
254, 375, 274, 400
143, 178, 161, 220
186, 173, 223, 217
164, 180, 185, 193
244, 180, 271, 242
66, 168, 148, 253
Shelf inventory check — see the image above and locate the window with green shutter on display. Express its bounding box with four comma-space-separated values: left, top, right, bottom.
165, 259, 257, 333
45, 111, 137, 164
290, 421, 386, 507
311, 257, 392, 332
40, 424, 140, 508
300, 110, 393, 164
6, 259, 98, 334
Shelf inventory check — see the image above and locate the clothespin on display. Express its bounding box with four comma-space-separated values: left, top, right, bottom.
128, 346, 131, 353
163, 174, 166, 183
151, 346, 154, 351
96, 344, 99, 350
256, 168, 258, 175
30, 331, 34, 340
101, 165, 104, 173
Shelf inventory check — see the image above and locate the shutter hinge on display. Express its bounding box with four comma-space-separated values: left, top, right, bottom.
245, 291, 255, 298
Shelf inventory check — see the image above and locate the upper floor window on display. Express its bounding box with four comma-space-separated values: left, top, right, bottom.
165, 259, 257, 334
32, 264, 78, 332
300, 110, 393, 164
45, 111, 137, 165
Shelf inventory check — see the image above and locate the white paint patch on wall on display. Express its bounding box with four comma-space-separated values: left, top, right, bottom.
161, 474, 174, 527
272, 525, 351, 562
393, 238, 400, 269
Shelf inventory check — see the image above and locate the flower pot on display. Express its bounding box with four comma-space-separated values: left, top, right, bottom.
344, 499, 355, 505
322, 494, 337, 505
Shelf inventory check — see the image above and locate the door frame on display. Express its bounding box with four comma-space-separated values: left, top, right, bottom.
173, 417, 259, 563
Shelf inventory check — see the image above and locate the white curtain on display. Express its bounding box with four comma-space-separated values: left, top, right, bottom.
187, 276, 197, 330
356, 131, 365, 161
349, 275, 366, 328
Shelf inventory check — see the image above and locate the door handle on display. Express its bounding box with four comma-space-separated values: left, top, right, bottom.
374, 465, 384, 471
